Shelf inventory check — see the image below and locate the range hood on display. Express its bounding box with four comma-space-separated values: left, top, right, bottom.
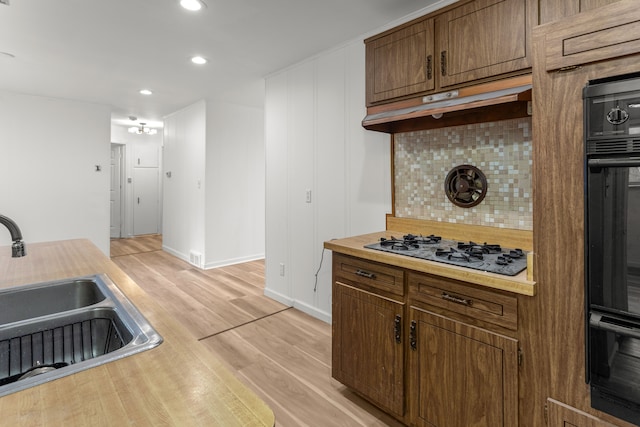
362, 76, 532, 133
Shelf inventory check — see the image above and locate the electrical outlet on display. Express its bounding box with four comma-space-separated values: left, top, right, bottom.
279, 263, 285, 276
305, 189, 312, 203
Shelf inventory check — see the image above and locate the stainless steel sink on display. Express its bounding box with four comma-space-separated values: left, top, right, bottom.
0, 274, 163, 397
0, 279, 106, 324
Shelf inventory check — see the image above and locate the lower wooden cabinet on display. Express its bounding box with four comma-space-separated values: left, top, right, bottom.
331, 253, 521, 426
332, 253, 406, 418
408, 308, 519, 427
546, 399, 621, 427
332, 282, 405, 417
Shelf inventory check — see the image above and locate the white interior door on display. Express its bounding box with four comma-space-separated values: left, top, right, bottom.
133, 168, 159, 235
110, 144, 124, 238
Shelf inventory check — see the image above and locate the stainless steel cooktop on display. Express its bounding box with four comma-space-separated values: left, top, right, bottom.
364, 234, 527, 276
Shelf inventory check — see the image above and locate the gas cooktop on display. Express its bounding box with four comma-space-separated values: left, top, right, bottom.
364, 234, 527, 276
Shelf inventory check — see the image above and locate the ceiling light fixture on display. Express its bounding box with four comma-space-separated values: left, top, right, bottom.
139, 89, 152, 95
128, 123, 158, 135
180, 0, 205, 11
191, 56, 207, 65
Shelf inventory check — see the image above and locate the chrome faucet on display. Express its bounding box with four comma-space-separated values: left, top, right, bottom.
0, 214, 26, 257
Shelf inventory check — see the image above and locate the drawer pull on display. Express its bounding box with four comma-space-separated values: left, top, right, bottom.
440, 50, 447, 76
355, 269, 376, 280
441, 291, 473, 307
410, 320, 417, 350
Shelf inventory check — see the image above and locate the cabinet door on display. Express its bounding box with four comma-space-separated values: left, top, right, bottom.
539, 0, 622, 24
332, 282, 405, 417
409, 308, 518, 427
436, 0, 531, 87
546, 398, 620, 427
539, 0, 640, 72
365, 18, 435, 105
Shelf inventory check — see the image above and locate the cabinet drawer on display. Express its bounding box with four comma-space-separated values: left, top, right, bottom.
408, 272, 517, 330
334, 254, 405, 297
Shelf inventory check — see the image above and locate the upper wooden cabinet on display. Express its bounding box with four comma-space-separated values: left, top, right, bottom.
538, 0, 623, 25
364, 0, 536, 106
436, 0, 531, 88
365, 18, 435, 105
537, 0, 640, 72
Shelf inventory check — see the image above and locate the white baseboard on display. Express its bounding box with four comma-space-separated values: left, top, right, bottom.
263, 288, 331, 324
161, 245, 264, 270
292, 300, 331, 324
264, 287, 294, 306
204, 253, 265, 270
162, 245, 189, 263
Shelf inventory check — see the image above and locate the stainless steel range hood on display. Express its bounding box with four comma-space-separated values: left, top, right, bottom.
362, 76, 532, 133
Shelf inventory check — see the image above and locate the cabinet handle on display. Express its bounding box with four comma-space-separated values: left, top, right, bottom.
440, 50, 447, 76
426, 55, 433, 80
441, 291, 473, 307
410, 320, 417, 351
394, 315, 402, 344
355, 269, 376, 280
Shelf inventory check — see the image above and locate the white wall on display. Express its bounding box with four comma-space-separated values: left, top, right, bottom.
0, 91, 111, 255
162, 97, 265, 269
205, 100, 265, 268
162, 101, 206, 262
264, 40, 392, 323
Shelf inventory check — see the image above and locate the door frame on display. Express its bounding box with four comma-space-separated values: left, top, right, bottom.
110, 143, 126, 238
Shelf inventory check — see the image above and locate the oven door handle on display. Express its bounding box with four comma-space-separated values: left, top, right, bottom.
590, 311, 640, 339
588, 157, 640, 167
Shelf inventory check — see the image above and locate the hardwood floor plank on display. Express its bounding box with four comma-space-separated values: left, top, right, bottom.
113, 255, 237, 338
202, 319, 403, 427
179, 269, 248, 299
228, 294, 289, 319
110, 234, 162, 257
111, 235, 400, 426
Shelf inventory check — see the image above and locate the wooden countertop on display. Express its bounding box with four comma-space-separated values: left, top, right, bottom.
325, 231, 536, 296
0, 239, 275, 427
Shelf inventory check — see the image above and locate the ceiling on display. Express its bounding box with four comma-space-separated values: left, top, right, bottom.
0, 0, 447, 129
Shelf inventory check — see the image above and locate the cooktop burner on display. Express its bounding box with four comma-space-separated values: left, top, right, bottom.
364, 234, 527, 276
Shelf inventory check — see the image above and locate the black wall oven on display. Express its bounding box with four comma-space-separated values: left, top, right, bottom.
585, 73, 640, 425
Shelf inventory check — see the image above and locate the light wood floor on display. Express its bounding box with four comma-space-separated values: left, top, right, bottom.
111, 235, 403, 427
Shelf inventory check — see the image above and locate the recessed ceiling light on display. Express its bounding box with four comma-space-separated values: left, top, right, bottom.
180, 0, 205, 11
191, 56, 207, 65
139, 89, 152, 95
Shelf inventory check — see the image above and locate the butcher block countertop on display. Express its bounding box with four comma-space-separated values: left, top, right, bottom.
325, 231, 536, 296
0, 239, 275, 427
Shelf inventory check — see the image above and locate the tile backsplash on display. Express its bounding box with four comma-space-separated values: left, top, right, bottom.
394, 117, 532, 230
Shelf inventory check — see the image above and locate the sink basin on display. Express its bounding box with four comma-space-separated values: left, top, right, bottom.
0, 279, 106, 324
0, 274, 162, 397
